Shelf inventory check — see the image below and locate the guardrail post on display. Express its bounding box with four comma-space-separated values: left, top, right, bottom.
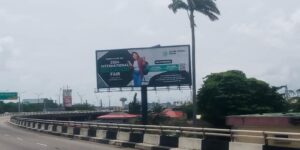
202, 128, 206, 139
230, 129, 234, 142
263, 132, 268, 146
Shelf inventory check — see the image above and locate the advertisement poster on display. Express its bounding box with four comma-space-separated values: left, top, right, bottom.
63, 89, 72, 107
96, 45, 191, 88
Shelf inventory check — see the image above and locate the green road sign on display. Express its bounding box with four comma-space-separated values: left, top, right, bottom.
0, 92, 18, 100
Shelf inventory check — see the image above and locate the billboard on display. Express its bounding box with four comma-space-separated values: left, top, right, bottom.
0, 92, 18, 100
96, 45, 191, 88
63, 89, 72, 107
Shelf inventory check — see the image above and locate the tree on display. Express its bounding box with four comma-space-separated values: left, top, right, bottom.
152, 103, 164, 113
198, 70, 288, 127
175, 103, 193, 120
66, 103, 95, 111
128, 93, 141, 114
288, 97, 300, 112
168, 0, 220, 123
296, 89, 300, 97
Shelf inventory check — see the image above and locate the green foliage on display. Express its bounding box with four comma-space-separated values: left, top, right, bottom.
288, 97, 300, 112
198, 70, 288, 127
0, 102, 18, 112
152, 103, 163, 113
148, 114, 168, 125
175, 103, 193, 120
168, 0, 220, 22
65, 103, 95, 111
128, 93, 141, 114
0, 99, 59, 113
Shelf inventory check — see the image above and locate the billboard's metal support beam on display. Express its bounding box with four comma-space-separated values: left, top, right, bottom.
141, 85, 148, 125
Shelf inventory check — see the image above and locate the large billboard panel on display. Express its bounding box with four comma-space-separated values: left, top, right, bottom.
63, 89, 72, 107
0, 92, 18, 100
96, 45, 191, 88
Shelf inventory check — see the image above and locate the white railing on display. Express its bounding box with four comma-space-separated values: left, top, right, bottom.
10, 111, 300, 145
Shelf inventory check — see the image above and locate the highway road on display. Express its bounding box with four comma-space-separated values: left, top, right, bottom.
0, 117, 132, 150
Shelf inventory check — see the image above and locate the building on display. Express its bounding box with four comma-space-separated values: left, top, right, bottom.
161, 108, 185, 118
226, 113, 300, 148
96, 112, 140, 124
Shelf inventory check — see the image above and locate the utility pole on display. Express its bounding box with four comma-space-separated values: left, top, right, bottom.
58, 88, 62, 109
86, 99, 88, 110
43, 98, 47, 112
35, 93, 43, 111
18, 91, 26, 112
77, 92, 84, 105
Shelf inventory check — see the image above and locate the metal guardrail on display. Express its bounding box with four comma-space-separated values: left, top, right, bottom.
9, 111, 300, 145
0, 110, 107, 117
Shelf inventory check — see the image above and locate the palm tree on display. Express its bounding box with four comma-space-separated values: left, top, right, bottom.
168, 0, 220, 124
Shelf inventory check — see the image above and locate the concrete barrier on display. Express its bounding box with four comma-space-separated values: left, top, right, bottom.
135, 134, 166, 150
41, 124, 46, 130
109, 131, 135, 147
34, 123, 40, 130
61, 126, 74, 137
26, 122, 30, 128
74, 128, 89, 140
263, 145, 300, 150
117, 131, 130, 141
202, 139, 229, 150
47, 124, 53, 132
56, 125, 62, 133
90, 129, 109, 143
171, 137, 202, 150
8, 114, 300, 150
67, 127, 74, 135
30, 122, 34, 128
96, 129, 107, 139
80, 128, 89, 136
229, 142, 263, 150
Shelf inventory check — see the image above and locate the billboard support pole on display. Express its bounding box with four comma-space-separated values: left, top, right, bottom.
141, 85, 148, 125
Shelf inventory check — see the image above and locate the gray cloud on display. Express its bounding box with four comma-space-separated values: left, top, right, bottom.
0, 36, 16, 70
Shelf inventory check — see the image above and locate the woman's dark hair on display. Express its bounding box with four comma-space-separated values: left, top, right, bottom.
132, 52, 140, 59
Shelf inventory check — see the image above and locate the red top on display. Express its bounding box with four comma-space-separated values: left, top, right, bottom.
161, 109, 184, 118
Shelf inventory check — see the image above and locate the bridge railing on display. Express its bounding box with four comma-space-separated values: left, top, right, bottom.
0, 110, 108, 117
10, 113, 300, 144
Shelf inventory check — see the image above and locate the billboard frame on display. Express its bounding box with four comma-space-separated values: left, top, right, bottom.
95, 44, 192, 90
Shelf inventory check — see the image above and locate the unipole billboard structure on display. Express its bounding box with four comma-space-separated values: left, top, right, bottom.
96, 45, 191, 124
63, 89, 72, 108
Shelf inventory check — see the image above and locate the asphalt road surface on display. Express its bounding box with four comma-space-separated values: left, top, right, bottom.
0, 116, 132, 150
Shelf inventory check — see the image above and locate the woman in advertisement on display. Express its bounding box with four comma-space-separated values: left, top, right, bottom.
128, 52, 147, 87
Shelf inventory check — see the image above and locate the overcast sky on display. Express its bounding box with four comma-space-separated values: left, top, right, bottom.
0, 0, 299, 106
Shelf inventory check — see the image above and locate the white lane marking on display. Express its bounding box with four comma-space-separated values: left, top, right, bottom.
36, 143, 48, 147
17, 137, 23, 141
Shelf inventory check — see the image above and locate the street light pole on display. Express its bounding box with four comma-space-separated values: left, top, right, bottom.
18, 91, 26, 113
35, 93, 43, 111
